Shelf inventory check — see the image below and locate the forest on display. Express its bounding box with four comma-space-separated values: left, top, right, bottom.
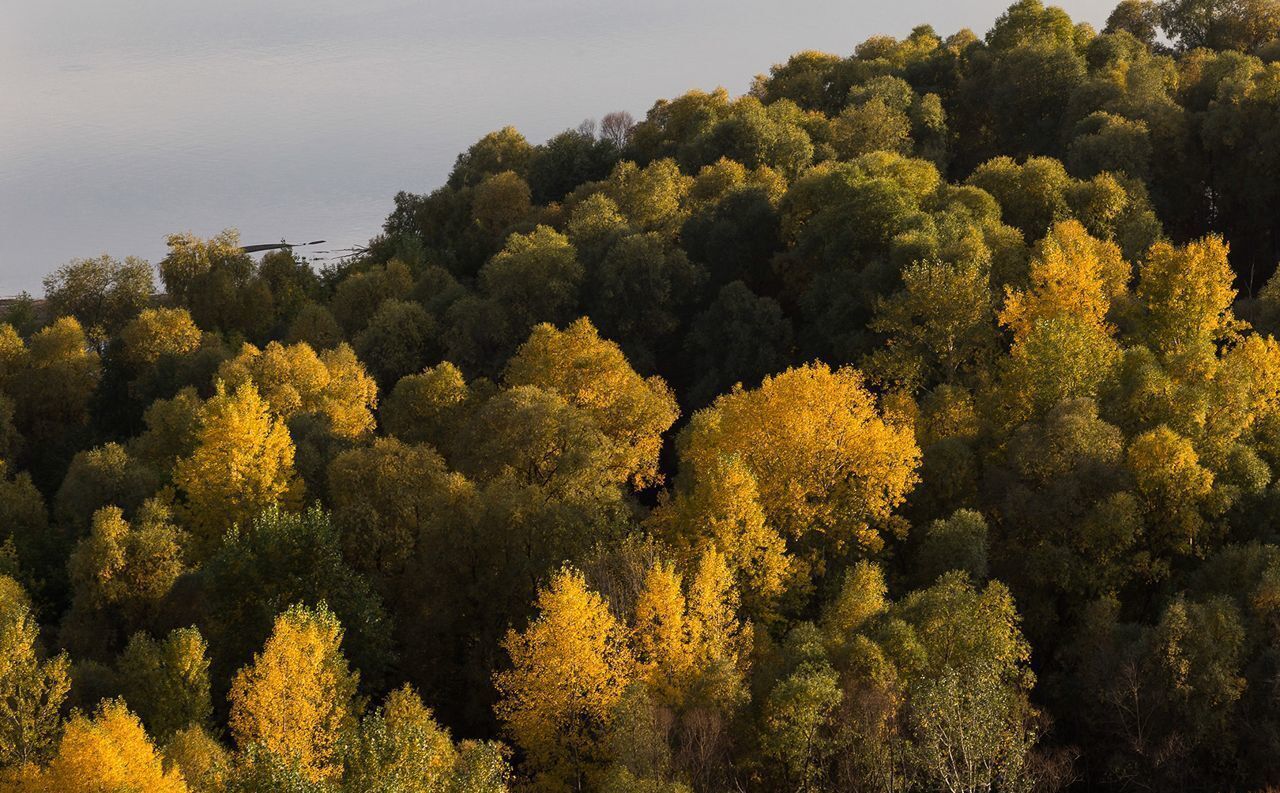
2, 0, 1280, 789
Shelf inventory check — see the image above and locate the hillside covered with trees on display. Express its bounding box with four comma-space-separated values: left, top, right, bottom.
3, 0, 1280, 789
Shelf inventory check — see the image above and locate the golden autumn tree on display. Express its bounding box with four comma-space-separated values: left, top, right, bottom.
624, 550, 750, 785
0, 325, 23, 390
118, 307, 203, 368
1126, 425, 1216, 556
163, 726, 229, 793
1136, 235, 1240, 364
495, 567, 634, 791
650, 455, 790, 619
228, 603, 358, 784
504, 318, 680, 490
13, 700, 187, 793
993, 220, 1128, 425
173, 381, 300, 552
215, 341, 327, 419
1205, 333, 1280, 464
631, 561, 694, 704
0, 577, 68, 770
683, 548, 751, 709
216, 340, 377, 440
998, 219, 1128, 341
821, 560, 889, 642
316, 343, 380, 439
677, 363, 920, 554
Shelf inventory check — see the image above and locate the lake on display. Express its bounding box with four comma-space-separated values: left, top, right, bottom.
0, 0, 1112, 295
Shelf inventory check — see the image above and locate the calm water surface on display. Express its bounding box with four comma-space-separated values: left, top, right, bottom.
1, 0, 1112, 294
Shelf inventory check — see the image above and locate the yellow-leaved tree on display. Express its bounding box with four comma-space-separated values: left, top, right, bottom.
504, 318, 679, 490
683, 548, 751, 708
9, 700, 187, 793
216, 340, 377, 440
173, 381, 300, 553
649, 454, 790, 620
1136, 235, 1240, 365
1126, 425, 1216, 557
119, 307, 203, 368
676, 363, 920, 556
0, 577, 69, 770
994, 220, 1127, 425
228, 603, 358, 784
495, 567, 634, 792
998, 219, 1128, 341
631, 561, 694, 703
162, 726, 228, 793
632, 549, 751, 710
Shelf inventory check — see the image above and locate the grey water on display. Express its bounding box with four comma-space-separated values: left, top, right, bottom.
0, 0, 1113, 295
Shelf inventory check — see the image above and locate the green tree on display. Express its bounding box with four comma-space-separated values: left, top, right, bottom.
42, 255, 155, 342
682, 282, 793, 408
327, 437, 468, 592
196, 506, 391, 696
116, 627, 212, 742
159, 230, 272, 338
1159, 0, 1280, 51
865, 258, 998, 394
54, 443, 157, 535
1105, 0, 1162, 44
917, 508, 990, 583
353, 299, 440, 388
62, 503, 185, 656
583, 233, 703, 371
343, 686, 511, 793
760, 624, 843, 792
471, 171, 533, 235
479, 226, 583, 334
379, 362, 471, 447
449, 127, 535, 189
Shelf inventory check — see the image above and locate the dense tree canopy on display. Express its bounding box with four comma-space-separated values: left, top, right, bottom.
5, 1, 1280, 788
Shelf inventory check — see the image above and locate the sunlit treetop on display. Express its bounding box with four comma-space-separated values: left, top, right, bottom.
678, 363, 920, 553
505, 318, 679, 490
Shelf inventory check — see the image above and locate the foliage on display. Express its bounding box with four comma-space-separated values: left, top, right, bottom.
10, 3, 1280, 788
228, 603, 359, 784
